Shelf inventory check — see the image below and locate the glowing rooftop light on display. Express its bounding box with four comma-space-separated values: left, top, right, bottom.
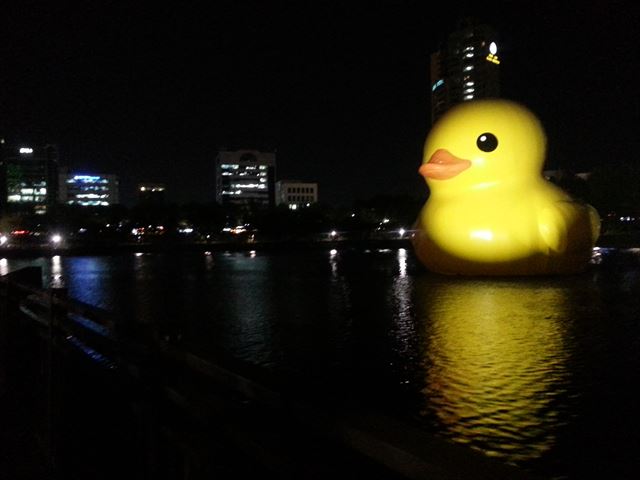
19, 147, 33, 154
51, 234, 63, 244
489, 42, 498, 55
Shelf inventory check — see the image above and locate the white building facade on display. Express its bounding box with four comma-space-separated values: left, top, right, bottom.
275, 180, 318, 210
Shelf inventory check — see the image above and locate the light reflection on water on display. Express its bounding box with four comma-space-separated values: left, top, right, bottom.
2, 247, 639, 478
415, 278, 576, 462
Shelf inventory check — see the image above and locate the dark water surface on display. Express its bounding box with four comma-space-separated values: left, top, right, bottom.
2, 247, 639, 479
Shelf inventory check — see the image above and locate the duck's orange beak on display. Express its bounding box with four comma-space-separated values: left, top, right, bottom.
419, 149, 471, 180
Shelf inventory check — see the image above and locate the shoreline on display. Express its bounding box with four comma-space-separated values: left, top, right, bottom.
0, 237, 415, 258
1, 232, 638, 259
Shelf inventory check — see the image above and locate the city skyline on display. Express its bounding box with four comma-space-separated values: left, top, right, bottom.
1, 1, 638, 206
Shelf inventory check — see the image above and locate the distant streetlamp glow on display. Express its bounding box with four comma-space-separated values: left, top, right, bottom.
51, 234, 63, 244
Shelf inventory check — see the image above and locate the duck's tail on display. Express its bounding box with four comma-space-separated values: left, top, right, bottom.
586, 204, 601, 245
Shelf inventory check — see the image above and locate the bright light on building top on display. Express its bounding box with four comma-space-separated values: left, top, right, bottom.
72, 175, 102, 183
19, 147, 33, 154
486, 42, 500, 64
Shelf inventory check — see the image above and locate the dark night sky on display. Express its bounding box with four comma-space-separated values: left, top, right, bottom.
1, 0, 639, 206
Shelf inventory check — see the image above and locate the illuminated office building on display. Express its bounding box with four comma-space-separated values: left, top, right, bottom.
215, 149, 276, 207
430, 19, 501, 123
275, 180, 318, 210
0, 141, 59, 214
58, 172, 120, 206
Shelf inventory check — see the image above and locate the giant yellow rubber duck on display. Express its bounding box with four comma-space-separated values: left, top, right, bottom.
412, 99, 600, 276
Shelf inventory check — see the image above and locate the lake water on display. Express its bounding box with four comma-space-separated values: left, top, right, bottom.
2, 247, 639, 479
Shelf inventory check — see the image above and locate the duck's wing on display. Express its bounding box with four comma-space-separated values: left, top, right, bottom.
538, 205, 568, 253
538, 200, 599, 254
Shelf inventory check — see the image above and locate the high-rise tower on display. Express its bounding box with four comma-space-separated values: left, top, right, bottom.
0, 142, 60, 214
430, 18, 501, 124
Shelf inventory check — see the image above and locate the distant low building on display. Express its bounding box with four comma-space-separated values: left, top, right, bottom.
215, 149, 276, 207
138, 183, 166, 205
58, 172, 120, 206
0, 141, 60, 214
275, 180, 318, 210
543, 170, 592, 183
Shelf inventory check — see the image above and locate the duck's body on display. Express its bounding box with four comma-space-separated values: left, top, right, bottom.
413, 99, 600, 276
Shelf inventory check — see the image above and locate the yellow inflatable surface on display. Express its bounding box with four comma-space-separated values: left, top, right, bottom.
413, 99, 600, 276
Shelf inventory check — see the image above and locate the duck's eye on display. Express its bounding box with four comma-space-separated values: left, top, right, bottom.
476, 133, 498, 152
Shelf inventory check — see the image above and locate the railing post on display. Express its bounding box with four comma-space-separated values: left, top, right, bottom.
45, 279, 68, 473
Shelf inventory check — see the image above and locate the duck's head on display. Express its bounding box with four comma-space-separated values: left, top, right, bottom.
420, 99, 547, 195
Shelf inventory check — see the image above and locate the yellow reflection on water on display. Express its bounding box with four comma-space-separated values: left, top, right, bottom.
417, 278, 574, 463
